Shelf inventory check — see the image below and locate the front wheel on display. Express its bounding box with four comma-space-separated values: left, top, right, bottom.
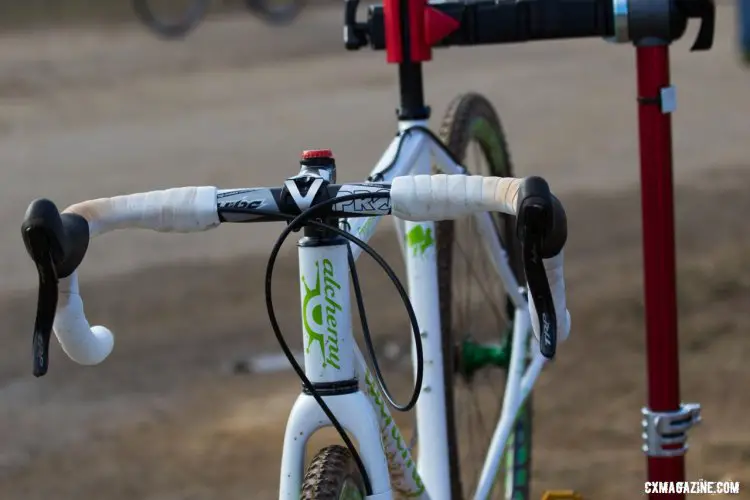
436, 93, 534, 499
301, 445, 366, 500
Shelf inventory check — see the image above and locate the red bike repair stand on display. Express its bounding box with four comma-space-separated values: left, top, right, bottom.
635, 43, 703, 500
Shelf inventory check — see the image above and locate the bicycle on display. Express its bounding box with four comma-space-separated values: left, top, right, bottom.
132, 0, 304, 39
63, 0, 717, 497
20, 0, 721, 494
22, 109, 569, 500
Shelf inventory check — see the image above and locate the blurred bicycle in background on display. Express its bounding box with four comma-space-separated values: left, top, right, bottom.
740, 0, 750, 63
132, 0, 304, 37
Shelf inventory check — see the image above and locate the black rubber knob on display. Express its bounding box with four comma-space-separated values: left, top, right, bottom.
22, 199, 90, 278
515, 176, 568, 259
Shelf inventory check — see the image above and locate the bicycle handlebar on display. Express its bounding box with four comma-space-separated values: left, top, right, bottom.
391, 175, 569, 357
21, 175, 569, 376
346, 0, 715, 56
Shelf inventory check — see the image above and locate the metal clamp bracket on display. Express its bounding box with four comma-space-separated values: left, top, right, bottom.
641, 403, 702, 457
604, 0, 715, 50
638, 86, 677, 114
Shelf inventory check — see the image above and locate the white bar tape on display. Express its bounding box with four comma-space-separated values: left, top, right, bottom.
390, 174, 521, 220
54, 272, 114, 365
392, 174, 570, 345
53, 186, 220, 365
63, 186, 220, 238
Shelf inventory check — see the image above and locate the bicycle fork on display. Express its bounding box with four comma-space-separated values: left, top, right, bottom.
279, 239, 393, 499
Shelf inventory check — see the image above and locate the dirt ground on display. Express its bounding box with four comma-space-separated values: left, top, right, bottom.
1, 3, 749, 500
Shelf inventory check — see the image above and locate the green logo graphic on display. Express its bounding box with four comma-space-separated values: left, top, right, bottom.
405, 225, 435, 257
301, 259, 342, 369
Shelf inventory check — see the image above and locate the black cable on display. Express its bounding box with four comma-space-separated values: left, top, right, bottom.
269, 206, 422, 492
226, 191, 424, 495
268, 193, 424, 410
368, 129, 413, 182
262, 209, 372, 494
370, 125, 465, 182
229, 193, 423, 408
411, 125, 466, 166
346, 243, 412, 411
308, 216, 422, 411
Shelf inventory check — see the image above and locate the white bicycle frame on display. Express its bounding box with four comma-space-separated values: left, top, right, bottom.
279, 122, 549, 500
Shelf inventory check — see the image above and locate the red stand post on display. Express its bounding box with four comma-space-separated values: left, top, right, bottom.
635, 45, 685, 499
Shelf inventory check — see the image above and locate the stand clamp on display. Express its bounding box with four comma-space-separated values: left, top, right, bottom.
641, 403, 702, 457
608, 0, 715, 50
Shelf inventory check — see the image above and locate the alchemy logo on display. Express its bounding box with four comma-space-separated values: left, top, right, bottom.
301, 259, 342, 370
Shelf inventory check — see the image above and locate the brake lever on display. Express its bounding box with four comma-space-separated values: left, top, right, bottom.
22, 199, 90, 377
517, 199, 557, 359
24, 227, 60, 377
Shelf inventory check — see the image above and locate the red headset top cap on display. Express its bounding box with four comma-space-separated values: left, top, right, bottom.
301, 149, 334, 160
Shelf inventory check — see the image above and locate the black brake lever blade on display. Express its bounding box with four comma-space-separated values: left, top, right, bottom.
520, 205, 557, 359
24, 227, 59, 377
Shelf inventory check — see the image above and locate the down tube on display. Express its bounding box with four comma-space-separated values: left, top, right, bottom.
405, 218, 451, 497
354, 349, 428, 498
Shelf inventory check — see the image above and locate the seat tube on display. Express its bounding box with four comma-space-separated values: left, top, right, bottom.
298, 236, 356, 385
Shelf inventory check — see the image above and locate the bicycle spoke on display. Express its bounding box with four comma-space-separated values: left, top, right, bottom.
453, 238, 507, 328
452, 228, 509, 498
436, 94, 530, 500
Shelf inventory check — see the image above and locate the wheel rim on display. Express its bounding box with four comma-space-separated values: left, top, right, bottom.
448, 138, 516, 499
